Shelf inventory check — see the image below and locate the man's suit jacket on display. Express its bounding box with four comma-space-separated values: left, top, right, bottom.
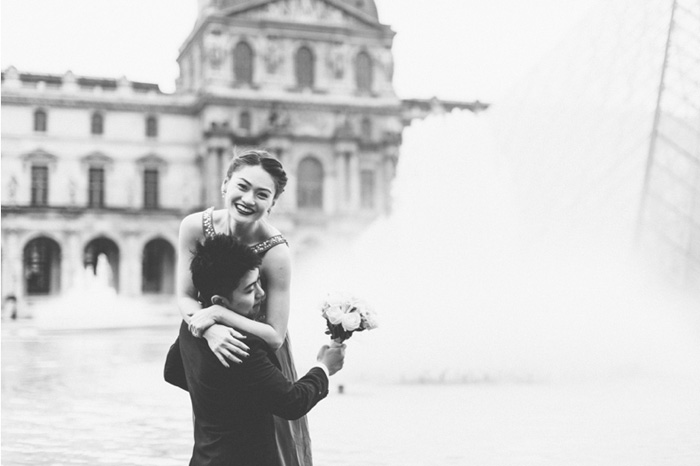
177, 321, 328, 466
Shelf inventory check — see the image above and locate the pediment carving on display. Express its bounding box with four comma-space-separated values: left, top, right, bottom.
136, 153, 167, 169
80, 151, 114, 167
21, 148, 57, 165
227, 0, 375, 30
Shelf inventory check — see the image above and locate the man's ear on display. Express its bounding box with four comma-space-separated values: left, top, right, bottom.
211, 295, 231, 308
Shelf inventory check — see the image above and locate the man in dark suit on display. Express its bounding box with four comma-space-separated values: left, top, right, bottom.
179, 234, 345, 466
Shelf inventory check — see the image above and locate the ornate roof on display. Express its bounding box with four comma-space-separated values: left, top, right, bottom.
346, 0, 379, 20
200, 0, 380, 23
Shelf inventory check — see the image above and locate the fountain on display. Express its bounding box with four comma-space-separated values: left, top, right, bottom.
33, 253, 172, 330
288, 110, 700, 385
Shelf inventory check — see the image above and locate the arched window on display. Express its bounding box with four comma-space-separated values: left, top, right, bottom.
355, 51, 373, 93
24, 237, 61, 295
91, 112, 104, 135
297, 156, 324, 209
239, 111, 251, 131
233, 41, 254, 85
295, 46, 315, 89
142, 238, 176, 294
34, 109, 47, 132
146, 115, 158, 138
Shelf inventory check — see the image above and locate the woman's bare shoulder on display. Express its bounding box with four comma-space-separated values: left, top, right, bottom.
259, 219, 283, 239
261, 239, 291, 268
179, 211, 206, 239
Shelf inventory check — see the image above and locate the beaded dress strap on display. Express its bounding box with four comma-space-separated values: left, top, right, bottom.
202, 207, 216, 239
250, 235, 288, 256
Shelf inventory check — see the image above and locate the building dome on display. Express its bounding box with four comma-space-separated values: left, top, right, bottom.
199, 0, 380, 21
348, 0, 379, 20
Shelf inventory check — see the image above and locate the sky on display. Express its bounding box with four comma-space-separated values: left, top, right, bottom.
0, 0, 601, 103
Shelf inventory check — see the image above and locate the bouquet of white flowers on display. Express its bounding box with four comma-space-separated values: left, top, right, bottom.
321, 291, 378, 344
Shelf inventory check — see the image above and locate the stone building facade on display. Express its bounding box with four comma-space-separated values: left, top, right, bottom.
1, 0, 484, 306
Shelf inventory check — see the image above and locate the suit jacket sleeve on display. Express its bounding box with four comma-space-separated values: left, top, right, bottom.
239, 336, 329, 420
163, 335, 189, 391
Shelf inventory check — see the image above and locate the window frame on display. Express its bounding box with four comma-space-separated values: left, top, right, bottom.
91, 112, 104, 135
33, 109, 48, 132
88, 166, 106, 208
295, 46, 315, 89
233, 41, 254, 85
355, 51, 374, 93
297, 156, 324, 210
145, 115, 158, 138
143, 168, 159, 209
30, 165, 49, 207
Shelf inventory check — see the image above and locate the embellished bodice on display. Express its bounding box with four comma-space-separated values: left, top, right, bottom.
202, 207, 288, 257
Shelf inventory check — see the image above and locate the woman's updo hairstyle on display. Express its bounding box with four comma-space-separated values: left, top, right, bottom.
224, 148, 288, 199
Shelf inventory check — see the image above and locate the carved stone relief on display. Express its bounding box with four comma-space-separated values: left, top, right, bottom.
264, 37, 284, 74
8, 176, 18, 204
205, 30, 226, 70
326, 43, 346, 80
295, 110, 332, 136
377, 47, 394, 81
239, 0, 363, 26
268, 105, 291, 130
334, 112, 355, 137
68, 178, 77, 205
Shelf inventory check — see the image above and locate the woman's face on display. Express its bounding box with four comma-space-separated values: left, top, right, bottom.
223, 164, 277, 223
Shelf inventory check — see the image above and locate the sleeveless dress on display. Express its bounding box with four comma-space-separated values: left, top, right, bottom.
202, 207, 313, 466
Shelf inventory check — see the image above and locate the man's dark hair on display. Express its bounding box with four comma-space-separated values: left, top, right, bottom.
190, 234, 262, 307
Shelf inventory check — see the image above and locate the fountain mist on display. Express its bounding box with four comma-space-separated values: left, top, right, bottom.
289, 111, 700, 384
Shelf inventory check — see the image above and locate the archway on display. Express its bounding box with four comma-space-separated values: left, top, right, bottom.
142, 238, 176, 295
23, 237, 61, 295
84, 237, 120, 292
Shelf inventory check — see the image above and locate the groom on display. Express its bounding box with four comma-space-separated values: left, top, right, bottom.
178, 234, 345, 466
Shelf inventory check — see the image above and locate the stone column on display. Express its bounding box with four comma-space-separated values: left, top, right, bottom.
122, 232, 141, 297
323, 153, 337, 215
383, 147, 399, 214
2, 230, 22, 299
348, 152, 360, 212
203, 134, 233, 209
266, 141, 291, 213
285, 152, 298, 213
335, 151, 347, 212
62, 230, 82, 292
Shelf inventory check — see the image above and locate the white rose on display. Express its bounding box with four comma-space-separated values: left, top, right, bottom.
341, 310, 362, 331
324, 305, 344, 325
363, 311, 379, 330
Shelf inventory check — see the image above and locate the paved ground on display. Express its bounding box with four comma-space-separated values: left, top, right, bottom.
2, 323, 193, 465
3, 320, 700, 466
